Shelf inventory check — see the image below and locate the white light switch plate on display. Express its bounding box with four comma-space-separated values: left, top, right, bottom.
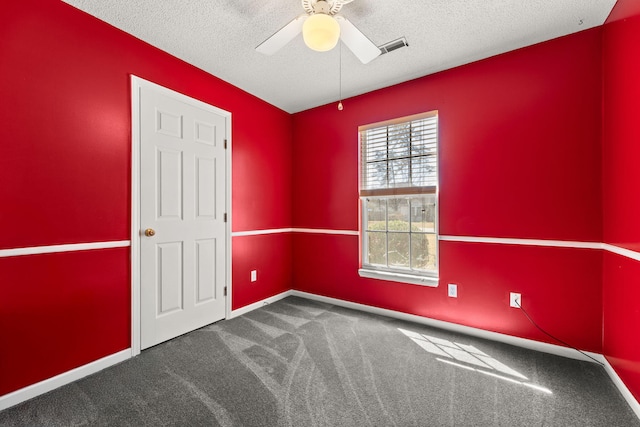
251, 270, 257, 282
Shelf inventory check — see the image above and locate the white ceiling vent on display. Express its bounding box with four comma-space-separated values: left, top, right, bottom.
379, 37, 408, 55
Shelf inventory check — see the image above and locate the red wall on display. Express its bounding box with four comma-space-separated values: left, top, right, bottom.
3, 0, 639, 406
606, 0, 640, 23
292, 29, 604, 351
0, 249, 130, 394
602, 5, 640, 253
232, 233, 292, 310
0, 0, 292, 396
603, 252, 640, 401
602, 0, 640, 402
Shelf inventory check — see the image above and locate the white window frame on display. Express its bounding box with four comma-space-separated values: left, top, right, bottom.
358, 111, 439, 287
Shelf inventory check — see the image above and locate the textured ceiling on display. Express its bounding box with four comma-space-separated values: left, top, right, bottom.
61, 0, 616, 113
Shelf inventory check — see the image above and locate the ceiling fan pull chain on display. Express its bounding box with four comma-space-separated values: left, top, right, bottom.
338, 41, 344, 111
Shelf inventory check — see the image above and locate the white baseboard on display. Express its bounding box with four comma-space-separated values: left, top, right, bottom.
291, 290, 640, 416
0, 349, 131, 411
229, 290, 293, 319
291, 290, 603, 362
3, 291, 639, 419
0, 290, 294, 411
601, 357, 640, 419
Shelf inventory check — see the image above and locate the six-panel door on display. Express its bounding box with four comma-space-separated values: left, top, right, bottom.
139, 86, 227, 349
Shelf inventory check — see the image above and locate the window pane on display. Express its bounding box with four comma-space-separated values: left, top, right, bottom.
411, 118, 438, 156
388, 124, 410, 159
426, 233, 437, 270
411, 155, 437, 187
366, 199, 386, 231
388, 158, 410, 187
387, 198, 410, 231
364, 131, 388, 162
388, 232, 410, 268
367, 231, 386, 266
410, 196, 436, 233
365, 161, 387, 189
411, 233, 428, 270
412, 233, 437, 271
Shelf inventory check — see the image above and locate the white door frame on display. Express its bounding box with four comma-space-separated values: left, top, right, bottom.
130, 75, 232, 356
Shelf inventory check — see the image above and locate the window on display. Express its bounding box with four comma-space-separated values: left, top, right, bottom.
358, 112, 438, 286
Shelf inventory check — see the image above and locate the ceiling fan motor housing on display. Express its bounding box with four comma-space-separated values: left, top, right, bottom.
313, 0, 332, 15
257, 0, 380, 64
303, 0, 351, 16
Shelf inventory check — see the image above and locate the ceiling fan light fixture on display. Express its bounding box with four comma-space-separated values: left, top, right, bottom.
302, 13, 340, 52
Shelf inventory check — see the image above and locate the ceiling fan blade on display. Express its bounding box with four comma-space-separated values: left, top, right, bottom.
256, 15, 308, 55
336, 16, 381, 64
329, 0, 355, 15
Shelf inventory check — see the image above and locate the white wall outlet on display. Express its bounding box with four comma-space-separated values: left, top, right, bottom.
510, 292, 521, 308
448, 283, 458, 298
251, 270, 257, 282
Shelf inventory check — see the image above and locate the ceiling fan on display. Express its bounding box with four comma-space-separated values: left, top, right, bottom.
256, 0, 381, 64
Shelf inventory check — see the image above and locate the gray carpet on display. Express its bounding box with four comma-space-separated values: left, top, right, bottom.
1, 296, 638, 426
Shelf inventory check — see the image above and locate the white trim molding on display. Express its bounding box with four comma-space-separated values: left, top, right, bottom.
225, 102, 234, 324
439, 236, 640, 263
229, 290, 293, 319
439, 235, 602, 250
231, 228, 359, 237
231, 230, 640, 266
292, 228, 359, 236
130, 75, 142, 356
603, 243, 640, 262
358, 268, 439, 287
232, 228, 294, 237
0, 241, 131, 258
290, 290, 603, 362
289, 291, 640, 415
3, 236, 636, 263
602, 356, 640, 419
0, 349, 131, 411
226, 289, 640, 415
3, 292, 639, 417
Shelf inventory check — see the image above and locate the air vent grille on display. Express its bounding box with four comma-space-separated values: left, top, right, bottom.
379, 37, 409, 54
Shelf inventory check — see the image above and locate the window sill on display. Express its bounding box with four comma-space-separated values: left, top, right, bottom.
358, 268, 439, 287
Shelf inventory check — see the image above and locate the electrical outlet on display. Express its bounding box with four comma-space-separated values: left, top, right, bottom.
448, 284, 457, 298
251, 270, 257, 282
510, 292, 521, 308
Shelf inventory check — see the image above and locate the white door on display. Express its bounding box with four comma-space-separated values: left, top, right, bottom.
139, 84, 227, 350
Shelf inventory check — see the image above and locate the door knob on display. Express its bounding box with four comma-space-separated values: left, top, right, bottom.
144, 228, 156, 237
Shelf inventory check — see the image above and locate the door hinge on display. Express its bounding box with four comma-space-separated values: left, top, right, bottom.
224, 139, 227, 149
223, 213, 227, 222
224, 286, 227, 296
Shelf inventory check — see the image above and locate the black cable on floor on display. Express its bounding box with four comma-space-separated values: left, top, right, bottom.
515, 299, 604, 367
